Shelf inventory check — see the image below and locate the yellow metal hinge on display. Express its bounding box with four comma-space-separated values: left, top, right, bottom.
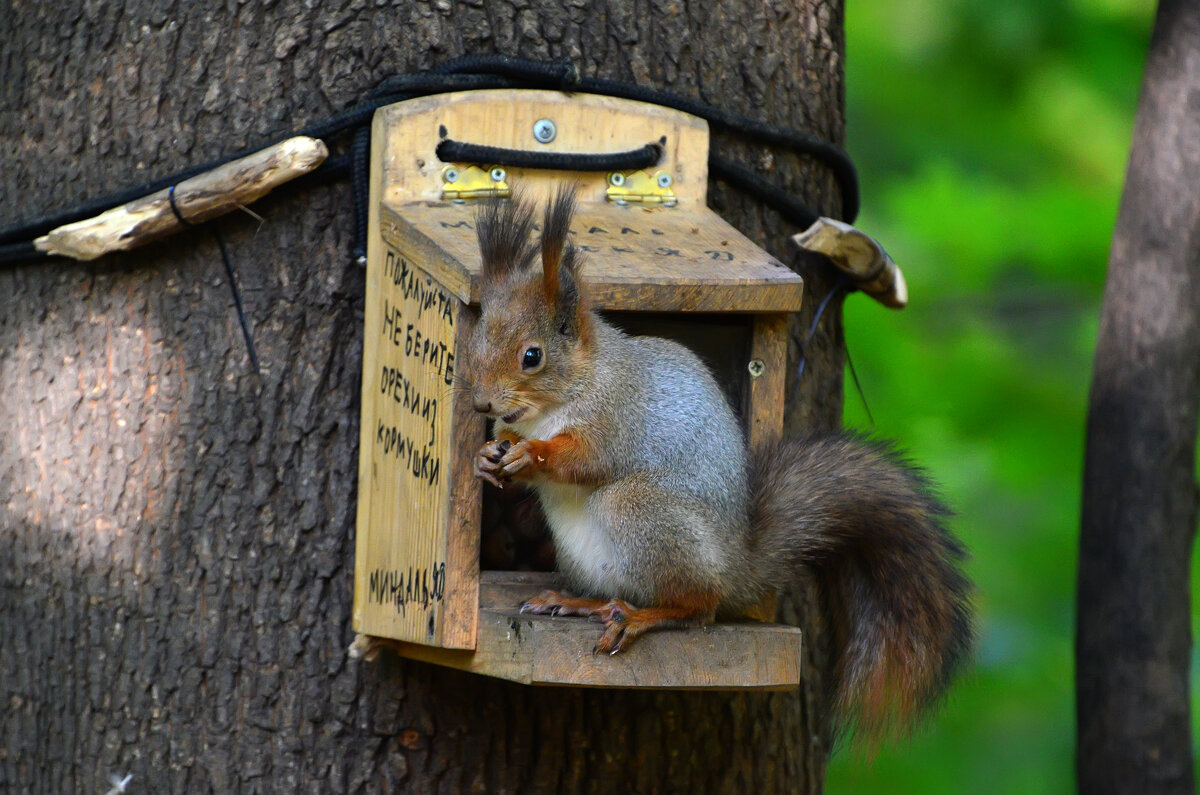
441, 164, 511, 201
605, 169, 677, 207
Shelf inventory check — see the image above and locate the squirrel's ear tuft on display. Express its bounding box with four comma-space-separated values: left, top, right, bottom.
541, 185, 587, 335
541, 184, 577, 293
476, 191, 538, 282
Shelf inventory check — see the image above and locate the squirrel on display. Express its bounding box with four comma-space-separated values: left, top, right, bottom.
465, 187, 974, 738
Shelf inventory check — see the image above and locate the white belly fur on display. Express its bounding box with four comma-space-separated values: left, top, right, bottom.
502, 410, 622, 595
535, 482, 622, 596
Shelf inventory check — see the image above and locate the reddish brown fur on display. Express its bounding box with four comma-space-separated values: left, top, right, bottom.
593, 592, 719, 654
519, 433, 603, 484
519, 590, 613, 616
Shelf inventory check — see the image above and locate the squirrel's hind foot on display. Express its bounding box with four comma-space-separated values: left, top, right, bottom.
519, 591, 720, 655
592, 598, 718, 655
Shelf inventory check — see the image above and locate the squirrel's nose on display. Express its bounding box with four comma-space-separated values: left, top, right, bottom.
473, 398, 492, 415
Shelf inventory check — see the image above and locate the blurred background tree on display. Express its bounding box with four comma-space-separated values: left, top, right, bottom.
827, 1, 1161, 792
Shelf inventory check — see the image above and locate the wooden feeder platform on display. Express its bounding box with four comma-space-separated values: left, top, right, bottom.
383, 572, 803, 690
353, 89, 805, 691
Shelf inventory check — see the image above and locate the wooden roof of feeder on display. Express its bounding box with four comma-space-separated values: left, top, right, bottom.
371, 89, 804, 313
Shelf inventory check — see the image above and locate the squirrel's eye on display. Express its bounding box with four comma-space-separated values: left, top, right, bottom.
522, 347, 542, 370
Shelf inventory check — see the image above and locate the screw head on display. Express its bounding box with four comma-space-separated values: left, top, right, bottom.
533, 118, 557, 143
609, 172, 626, 187
442, 165, 459, 183
490, 167, 507, 182
656, 173, 673, 189
748, 359, 766, 378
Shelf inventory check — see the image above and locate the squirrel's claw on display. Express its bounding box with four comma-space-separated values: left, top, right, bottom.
475, 439, 513, 487
474, 454, 504, 488
474, 438, 534, 486
593, 600, 637, 654
520, 590, 612, 617
519, 595, 556, 615
477, 470, 503, 489
594, 618, 630, 655
498, 439, 535, 478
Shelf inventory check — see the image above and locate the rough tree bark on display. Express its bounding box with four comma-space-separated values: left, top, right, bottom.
0, 1, 847, 792
1077, 1, 1200, 792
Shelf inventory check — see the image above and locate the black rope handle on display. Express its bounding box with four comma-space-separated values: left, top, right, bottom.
435, 139, 662, 172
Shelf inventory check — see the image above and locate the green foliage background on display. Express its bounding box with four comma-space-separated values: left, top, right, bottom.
826, 1, 1164, 792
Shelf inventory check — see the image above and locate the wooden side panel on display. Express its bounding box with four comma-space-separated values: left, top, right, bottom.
352, 113, 390, 638
745, 313, 790, 450
354, 225, 476, 648
441, 303, 483, 648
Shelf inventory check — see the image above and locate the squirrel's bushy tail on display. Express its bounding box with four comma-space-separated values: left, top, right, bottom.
749, 433, 974, 740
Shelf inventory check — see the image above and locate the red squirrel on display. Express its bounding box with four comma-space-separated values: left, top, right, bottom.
466, 187, 973, 737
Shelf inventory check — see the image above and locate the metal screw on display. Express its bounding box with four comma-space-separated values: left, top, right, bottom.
533, 119, 557, 143
657, 173, 673, 188
442, 165, 459, 183
609, 172, 626, 187
748, 359, 766, 378
490, 167, 507, 182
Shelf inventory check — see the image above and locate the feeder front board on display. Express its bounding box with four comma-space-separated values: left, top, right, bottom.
354, 236, 480, 648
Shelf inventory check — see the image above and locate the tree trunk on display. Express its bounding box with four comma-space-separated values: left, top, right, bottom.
1077, 1, 1200, 792
0, 2, 847, 792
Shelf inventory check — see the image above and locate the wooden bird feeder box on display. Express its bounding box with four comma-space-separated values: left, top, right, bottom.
353, 89, 804, 690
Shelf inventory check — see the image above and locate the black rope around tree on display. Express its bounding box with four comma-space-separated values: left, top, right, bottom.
1, 56, 857, 254
0, 56, 862, 374
167, 186, 260, 375
351, 127, 372, 265
708, 156, 820, 230
795, 272, 874, 426
432, 55, 859, 221
0, 72, 518, 247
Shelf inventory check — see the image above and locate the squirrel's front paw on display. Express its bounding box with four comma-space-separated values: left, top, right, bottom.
497, 439, 539, 480
474, 439, 512, 488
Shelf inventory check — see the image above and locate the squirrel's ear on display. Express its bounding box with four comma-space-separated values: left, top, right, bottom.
475, 192, 537, 284
541, 185, 586, 336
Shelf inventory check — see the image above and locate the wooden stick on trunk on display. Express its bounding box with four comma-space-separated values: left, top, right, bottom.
34, 136, 328, 261
792, 217, 908, 308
